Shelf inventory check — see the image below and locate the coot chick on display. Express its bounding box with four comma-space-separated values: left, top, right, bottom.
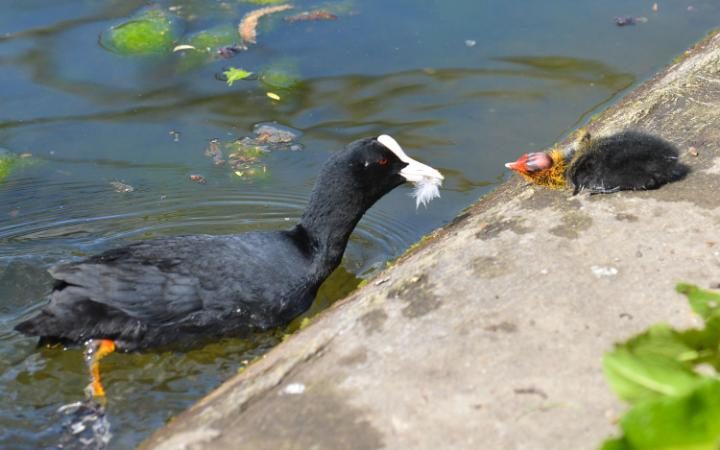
15, 135, 443, 396
505, 130, 687, 194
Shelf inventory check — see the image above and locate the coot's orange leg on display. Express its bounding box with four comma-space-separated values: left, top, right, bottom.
84, 339, 116, 399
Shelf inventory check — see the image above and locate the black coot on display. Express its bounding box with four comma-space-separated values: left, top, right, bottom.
15, 135, 443, 395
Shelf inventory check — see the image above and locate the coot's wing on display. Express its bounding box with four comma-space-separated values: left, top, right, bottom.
42, 232, 306, 329
48, 259, 203, 324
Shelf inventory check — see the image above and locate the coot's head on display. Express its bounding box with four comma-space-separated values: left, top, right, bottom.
340, 134, 444, 208
504, 152, 554, 175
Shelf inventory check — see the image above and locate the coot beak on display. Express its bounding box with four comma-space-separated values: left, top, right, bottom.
377, 134, 444, 207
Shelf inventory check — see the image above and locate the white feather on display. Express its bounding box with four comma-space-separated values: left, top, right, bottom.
412, 177, 442, 208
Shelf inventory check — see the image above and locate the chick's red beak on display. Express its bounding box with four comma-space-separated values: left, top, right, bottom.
505, 152, 552, 174
505, 153, 531, 174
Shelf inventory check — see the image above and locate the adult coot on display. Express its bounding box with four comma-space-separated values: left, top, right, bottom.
505, 130, 687, 194
15, 134, 443, 396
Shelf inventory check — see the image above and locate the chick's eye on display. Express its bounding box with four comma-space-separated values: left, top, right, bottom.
378, 158, 388, 166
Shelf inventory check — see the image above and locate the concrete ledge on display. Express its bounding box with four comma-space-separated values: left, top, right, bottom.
140, 30, 720, 450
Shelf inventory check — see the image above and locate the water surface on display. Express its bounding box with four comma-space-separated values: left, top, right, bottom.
1, 0, 719, 447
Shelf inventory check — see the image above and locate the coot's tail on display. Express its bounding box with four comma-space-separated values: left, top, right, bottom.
16, 313, 77, 348
15, 312, 57, 337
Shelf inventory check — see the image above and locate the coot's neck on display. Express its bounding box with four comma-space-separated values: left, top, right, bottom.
298, 158, 370, 281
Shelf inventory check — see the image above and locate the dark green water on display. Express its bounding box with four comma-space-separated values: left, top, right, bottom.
1, 0, 718, 447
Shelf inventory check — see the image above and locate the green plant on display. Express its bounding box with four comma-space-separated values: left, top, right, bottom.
601, 284, 720, 449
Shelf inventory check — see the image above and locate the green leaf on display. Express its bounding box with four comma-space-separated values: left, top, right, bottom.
603, 325, 700, 404
599, 437, 632, 450
224, 67, 253, 86
100, 9, 181, 55
676, 284, 720, 322
677, 317, 720, 371
615, 379, 720, 449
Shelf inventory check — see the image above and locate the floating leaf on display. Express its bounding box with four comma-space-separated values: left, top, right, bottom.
100, 8, 181, 55
224, 67, 253, 86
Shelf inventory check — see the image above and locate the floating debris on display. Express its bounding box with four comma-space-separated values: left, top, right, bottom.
239, 4, 293, 44
227, 142, 268, 177
614, 16, 648, 26
266, 92, 281, 101
221, 123, 302, 177
253, 122, 301, 145
464, 39, 477, 48
217, 44, 247, 59
172, 44, 196, 52
284, 9, 337, 22
204, 138, 225, 165
189, 174, 206, 183
652, 3, 659, 12
169, 130, 181, 142
110, 181, 134, 193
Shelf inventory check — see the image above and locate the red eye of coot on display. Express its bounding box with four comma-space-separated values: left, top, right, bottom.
378, 158, 388, 166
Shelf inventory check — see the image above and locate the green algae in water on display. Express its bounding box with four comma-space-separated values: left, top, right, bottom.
260, 60, 302, 91
100, 9, 181, 55
0, 151, 34, 182
174, 24, 239, 71
226, 142, 269, 178
183, 24, 237, 52
0, 152, 14, 181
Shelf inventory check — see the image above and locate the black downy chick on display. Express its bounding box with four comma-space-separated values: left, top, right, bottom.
505, 130, 688, 194
567, 130, 687, 194
14, 135, 443, 396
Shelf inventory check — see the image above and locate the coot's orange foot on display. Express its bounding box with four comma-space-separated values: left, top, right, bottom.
84, 339, 116, 399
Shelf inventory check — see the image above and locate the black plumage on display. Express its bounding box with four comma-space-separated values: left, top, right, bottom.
15, 136, 442, 351
566, 131, 687, 195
